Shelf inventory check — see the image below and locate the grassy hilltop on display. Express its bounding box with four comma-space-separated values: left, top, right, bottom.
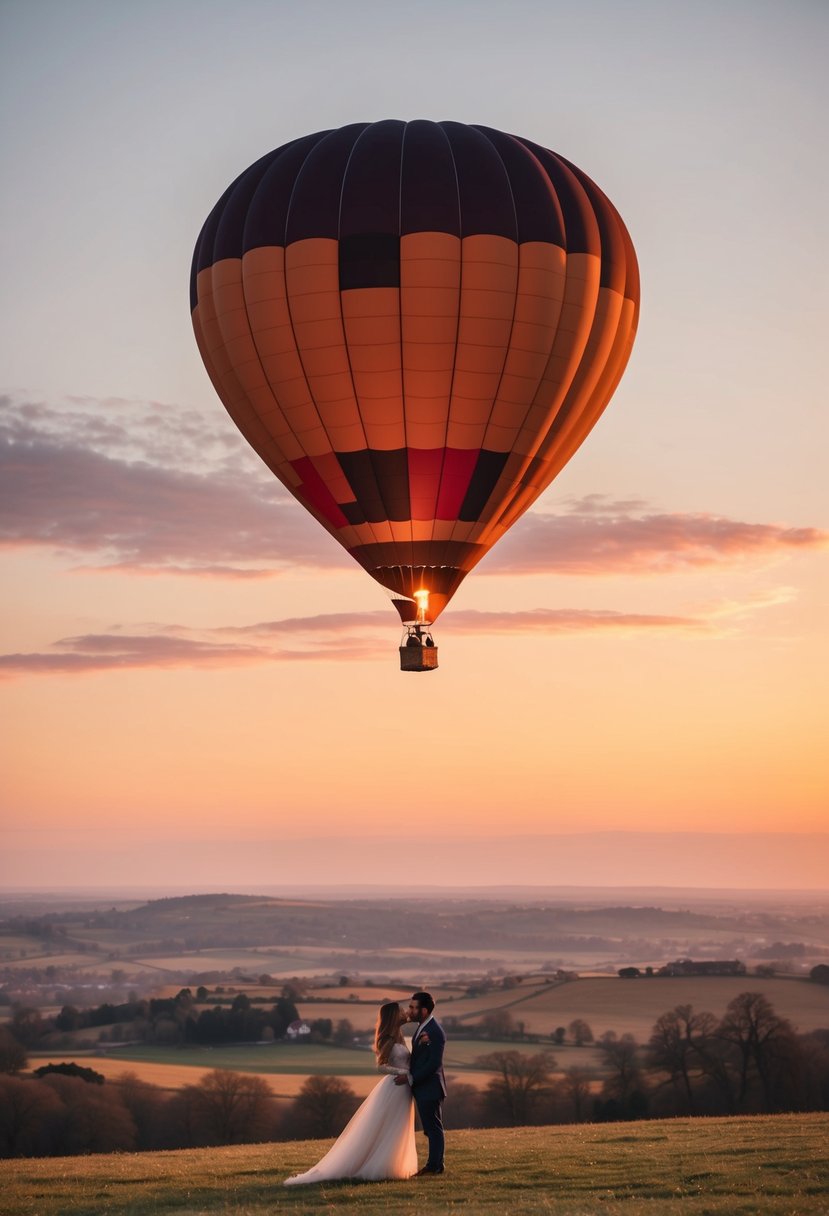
3, 1114, 827, 1216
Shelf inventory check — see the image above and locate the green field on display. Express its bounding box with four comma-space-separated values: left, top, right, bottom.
30, 1037, 556, 1078
2, 1114, 826, 1215
446, 974, 829, 1039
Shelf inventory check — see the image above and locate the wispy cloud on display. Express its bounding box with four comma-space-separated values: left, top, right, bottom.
3, 594, 789, 678
490, 495, 827, 575
0, 394, 336, 574
2, 397, 824, 579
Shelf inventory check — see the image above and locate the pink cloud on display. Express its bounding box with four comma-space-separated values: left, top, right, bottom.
2, 397, 824, 579
0, 606, 711, 677
489, 496, 826, 575
0, 395, 339, 573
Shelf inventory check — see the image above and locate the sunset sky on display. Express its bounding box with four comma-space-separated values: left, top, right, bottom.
1, 1, 826, 891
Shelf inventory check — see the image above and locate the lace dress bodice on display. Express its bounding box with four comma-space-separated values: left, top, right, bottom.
378, 1042, 410, 1074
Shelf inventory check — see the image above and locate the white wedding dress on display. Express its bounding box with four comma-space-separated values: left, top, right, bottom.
284, 1043, 417, 1185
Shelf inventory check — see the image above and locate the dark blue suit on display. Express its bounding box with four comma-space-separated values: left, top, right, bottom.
410, 1016, 447, 1171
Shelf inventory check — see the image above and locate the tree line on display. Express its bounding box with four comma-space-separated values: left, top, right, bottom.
5, 989, 316, 1048
1, 991, 827, 1158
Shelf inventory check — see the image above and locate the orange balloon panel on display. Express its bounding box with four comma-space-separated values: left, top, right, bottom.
191, 121, 640, 621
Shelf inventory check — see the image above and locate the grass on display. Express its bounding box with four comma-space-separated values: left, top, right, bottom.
1, 1114, 826, 1215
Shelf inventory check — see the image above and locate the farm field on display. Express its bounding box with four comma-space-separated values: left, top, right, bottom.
2, 1114, 826, 1215
27, 1050, 499, 1099
292, 974, 829, 1038
26, 1034, 573, 1102
445, 974, 829, 1038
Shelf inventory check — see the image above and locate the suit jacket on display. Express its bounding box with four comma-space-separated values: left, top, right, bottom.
410, 1016, 447, 1100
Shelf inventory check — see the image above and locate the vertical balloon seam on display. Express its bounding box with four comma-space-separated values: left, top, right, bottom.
240, 140, 351, 539
335, 123, 404, 571
470, 138, 582, 546
223, 157, 294, 476
507, 169, 637, 518
397, 121, 415, 580
425, 122, 464, 571
282, 130, 385, 558
488, 146, 600, 537
432, 125, 522, 582
465, 132, 568, 551
202, 179, 297, 492
241, 136, 345, 522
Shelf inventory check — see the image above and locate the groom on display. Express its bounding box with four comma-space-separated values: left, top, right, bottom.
395, 990, 447, 1175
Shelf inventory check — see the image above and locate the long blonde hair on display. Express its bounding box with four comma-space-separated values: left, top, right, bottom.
374, 1002, 403, 1064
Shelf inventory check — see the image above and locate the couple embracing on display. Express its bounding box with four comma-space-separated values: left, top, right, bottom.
285, 991, 446, 1185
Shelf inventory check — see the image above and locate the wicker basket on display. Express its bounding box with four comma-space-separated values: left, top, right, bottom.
399, 644, 439, 672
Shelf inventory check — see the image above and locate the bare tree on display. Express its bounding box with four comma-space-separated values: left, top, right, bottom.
0, 1028, 27, 1075
598, 1032, 643, 1103
716, 992, 796, 1109
39, 1074, 137, 1154
184, 1069, 276, 1145
290, 1076, 359, 1139
562, 1065, 592, 1122
0, 1076, 63, 1156
442, 1082, 484, 1129
115, 1071, 167, 1149
476, 1050, 557, 1125
648, 1004, 718, 1110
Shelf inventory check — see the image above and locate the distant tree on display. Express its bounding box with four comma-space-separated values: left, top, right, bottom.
333, 1018, 354, 1046
480, 1010, 516, 1040
716, 992, 796, 1110
338, 976, 349, 987
114, 1071, 167, 1150
0, 1028, 27, 1075
618, 967, 641, 979
552, 1027, 566, 1046
0, 1075, 64, 1156
55, 1005, 82, 1032
271, 996, 300, 1038
568, 1019, 594, 1047
562, 1065, 591, 1122
183, 1069, 276, 1145
39, 1074, 137, 1154
290, 1076, 359, 1139
33, 1062, 104, 1085
598, 1033, 645, 1107
310, 1018, 333, 1041
476, 1051, 557, 1125
9, 1007, 44, 1048
442, 1082, 485, 1129
647, 1004, 717, 1110
810, 964, 829, 985
196, 986, 209, 1002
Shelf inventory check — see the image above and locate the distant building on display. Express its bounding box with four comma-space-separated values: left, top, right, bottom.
658, 959, 746, 977
286, 1019, 311, 1038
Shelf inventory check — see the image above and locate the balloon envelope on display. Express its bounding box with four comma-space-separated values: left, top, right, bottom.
191, 121, 639, 622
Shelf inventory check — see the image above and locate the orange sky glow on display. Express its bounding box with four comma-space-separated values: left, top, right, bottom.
1, 3, 827, 891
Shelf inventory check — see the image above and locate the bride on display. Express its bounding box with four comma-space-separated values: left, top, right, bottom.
284, 1002, 418, 1184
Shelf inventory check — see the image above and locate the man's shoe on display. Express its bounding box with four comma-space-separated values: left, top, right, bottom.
416, 1166, 445, 1176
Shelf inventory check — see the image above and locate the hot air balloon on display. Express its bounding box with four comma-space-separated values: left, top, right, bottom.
191, 121, 639, 670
